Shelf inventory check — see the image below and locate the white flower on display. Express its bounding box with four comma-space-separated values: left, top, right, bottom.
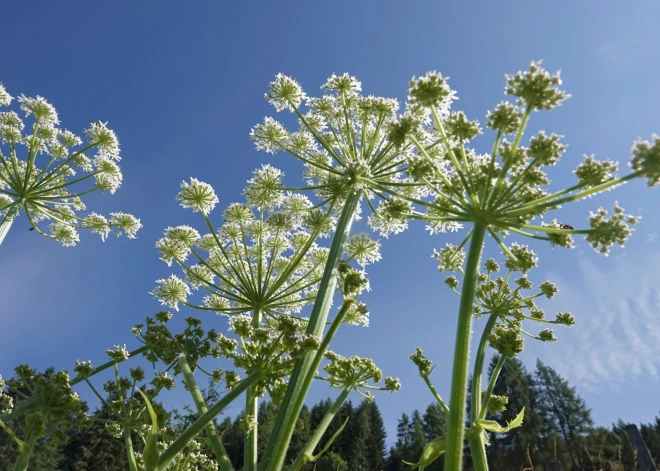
176, 178, 219, 213
266, 73, 306, 112
109, 212, 142, 238
245, 164, 284, 208
151, 275, 191, 311
50, 222, 80, 247
17, 94, 59, 126
85, 213, 110, 241
0, 83, 12, 107
346, 233, 381, 266
85, 121, 120, 160
203, 294, 231, 315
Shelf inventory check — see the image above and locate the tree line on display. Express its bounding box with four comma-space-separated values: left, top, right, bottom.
1, 358, 658, 470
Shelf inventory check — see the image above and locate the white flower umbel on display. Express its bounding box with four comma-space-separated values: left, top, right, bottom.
154, 172, 334, 317
0, 83, 141, 248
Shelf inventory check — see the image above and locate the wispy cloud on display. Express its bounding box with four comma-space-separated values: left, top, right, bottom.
526, 252, 660, 391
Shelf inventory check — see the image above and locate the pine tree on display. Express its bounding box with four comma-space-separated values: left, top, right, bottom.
535, 360, 593, 470
362, 400, 387, 470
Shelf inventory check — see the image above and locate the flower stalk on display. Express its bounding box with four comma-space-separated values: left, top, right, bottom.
445, 222, 486, 471
259, 190, 361, 470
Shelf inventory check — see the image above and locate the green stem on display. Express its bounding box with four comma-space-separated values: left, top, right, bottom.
158, 371, 262, 470
244, 308, 262, 471
468, 433, 489, 471
470, 312, 499, 427
0, 203, 20, 248
422, 375, 450, 413
259, 190, 361, 471
125, 431, 139, 471
179, 354, 234, 471
289, 387, 351, 471
480, 355, 506, 421
445, 222, 487, 471
468, 312, 499, 471
13, 429, 35, 471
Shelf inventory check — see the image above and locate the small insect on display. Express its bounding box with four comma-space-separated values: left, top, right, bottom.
558, 223, 574, 230
28, 227, 35, 231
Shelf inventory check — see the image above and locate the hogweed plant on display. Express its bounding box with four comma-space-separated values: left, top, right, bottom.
250, 72, 426, 470
0, 82, 141, 248
150, 174, 398, 470
385, 61, 659, 470
1, 62, 658, 471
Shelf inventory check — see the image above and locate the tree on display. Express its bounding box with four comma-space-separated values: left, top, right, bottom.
387, 410, 426, 470
362, 400, 387, 470
535, 360, 593, 470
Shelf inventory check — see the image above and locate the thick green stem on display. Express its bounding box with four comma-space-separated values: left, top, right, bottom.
259, 190, 362, 471
244, 308, 262, 471
468, 434, 489, 471
0, 204, 19, 248
179, 354, 234, 471
125, 431, 139, 471
158, 371, 262, 470
289, 387, 351, 471
445, 222, 487, 471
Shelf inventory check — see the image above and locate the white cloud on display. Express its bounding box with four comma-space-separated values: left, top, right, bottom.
525, 252, 660, 391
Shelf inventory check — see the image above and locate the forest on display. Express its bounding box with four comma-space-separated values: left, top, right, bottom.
2, 357, 658, 471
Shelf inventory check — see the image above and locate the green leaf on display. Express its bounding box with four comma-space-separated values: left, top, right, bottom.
475, 407, 525, 434
137, 389, 160, 471
403, 436, 447, 470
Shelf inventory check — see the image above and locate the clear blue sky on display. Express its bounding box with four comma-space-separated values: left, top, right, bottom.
2, 0, 660, 446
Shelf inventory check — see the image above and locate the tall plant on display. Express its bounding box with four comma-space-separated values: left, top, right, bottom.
387, 61, 658, 470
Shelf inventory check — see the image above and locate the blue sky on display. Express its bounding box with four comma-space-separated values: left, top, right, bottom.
2, 0, 660, 446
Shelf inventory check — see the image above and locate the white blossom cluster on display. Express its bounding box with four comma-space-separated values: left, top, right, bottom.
0, 82, 140, 247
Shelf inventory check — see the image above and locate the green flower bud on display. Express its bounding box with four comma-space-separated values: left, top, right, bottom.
539, 281, 558, 299
445, 275, 459, 289
539, 328, 557, 342
484, 258, 500, 272
73, 360, 94, 379
385, 376, 401, 391
505, 61, 570, 111
445, 111, 482, 142
504, 243, 538, 273
555, 312, 576, 326
630, 134, 660, 187
433, 243, 466, 272
486, 101, 522, 134
409, 347, 433, 376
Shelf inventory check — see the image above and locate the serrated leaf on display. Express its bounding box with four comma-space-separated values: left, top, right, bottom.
402, 436, 446, 470
476, 407, 525, 434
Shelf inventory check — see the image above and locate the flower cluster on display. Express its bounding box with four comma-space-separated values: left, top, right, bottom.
387, 61, 653, 256
322, 350, 400, 400
251, 72, 432, 238
443, 248, 576, 356
2, 366, 89, 443
153, 174, 339, 317
0, 83, 140, 246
